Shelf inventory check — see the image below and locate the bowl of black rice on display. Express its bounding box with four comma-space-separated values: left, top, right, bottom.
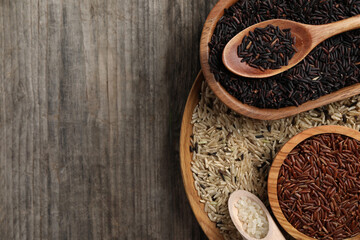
200, 0, 360, 120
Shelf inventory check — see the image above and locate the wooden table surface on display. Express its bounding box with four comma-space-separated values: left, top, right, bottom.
0, 0, 218, 239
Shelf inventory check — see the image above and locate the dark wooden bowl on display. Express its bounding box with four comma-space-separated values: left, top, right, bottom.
199, 0, 360, 120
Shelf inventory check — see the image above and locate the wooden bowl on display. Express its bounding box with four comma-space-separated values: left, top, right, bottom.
268, 125, 360, 240
200, 0, 360, 120
180, 71, 224, 240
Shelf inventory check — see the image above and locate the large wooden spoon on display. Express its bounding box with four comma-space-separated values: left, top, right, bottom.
228, 190, 285, 240
223, 15, 360, 78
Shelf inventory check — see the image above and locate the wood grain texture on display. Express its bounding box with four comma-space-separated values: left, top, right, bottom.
268, 125, 360, 240
0, 0, 217, 239
200, 0, 360, 120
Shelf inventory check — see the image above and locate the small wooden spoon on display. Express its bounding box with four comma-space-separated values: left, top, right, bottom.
228, 190, 285, 240
223, 15, 360, 78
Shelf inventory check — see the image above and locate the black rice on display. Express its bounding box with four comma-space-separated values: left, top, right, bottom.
237, 24, 297, 70
208, 0, 360, 109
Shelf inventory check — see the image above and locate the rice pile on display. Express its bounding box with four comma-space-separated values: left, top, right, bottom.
190, 81, 360, 240
235, 197, 268, 239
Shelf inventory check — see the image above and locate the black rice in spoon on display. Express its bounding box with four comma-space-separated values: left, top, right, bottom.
237, 24, 297, 71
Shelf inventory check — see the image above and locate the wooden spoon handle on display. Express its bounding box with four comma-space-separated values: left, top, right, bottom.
264, 216, 286, 240
310, 15, 360, 46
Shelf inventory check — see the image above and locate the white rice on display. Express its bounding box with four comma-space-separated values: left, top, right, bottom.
235, 197, 268, 239
191, 81, 360, 240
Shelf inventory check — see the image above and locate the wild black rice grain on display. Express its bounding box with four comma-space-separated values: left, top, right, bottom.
237, 24, 296, 70
208, 0, 360, 109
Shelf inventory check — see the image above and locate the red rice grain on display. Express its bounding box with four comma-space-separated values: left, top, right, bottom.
278, 134, 360, 239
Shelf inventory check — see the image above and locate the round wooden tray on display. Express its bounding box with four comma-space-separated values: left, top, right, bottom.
181, 72, 360, 240
180, 71, 224, 240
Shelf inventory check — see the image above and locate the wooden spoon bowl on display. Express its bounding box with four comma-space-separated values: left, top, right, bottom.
228, 190, 285, 240
200, 0, 360, 120
222, 19, 311, 79
268, 125, 360, 240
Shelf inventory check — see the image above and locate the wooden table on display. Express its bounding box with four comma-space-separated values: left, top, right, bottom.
0, 0, 217, 239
